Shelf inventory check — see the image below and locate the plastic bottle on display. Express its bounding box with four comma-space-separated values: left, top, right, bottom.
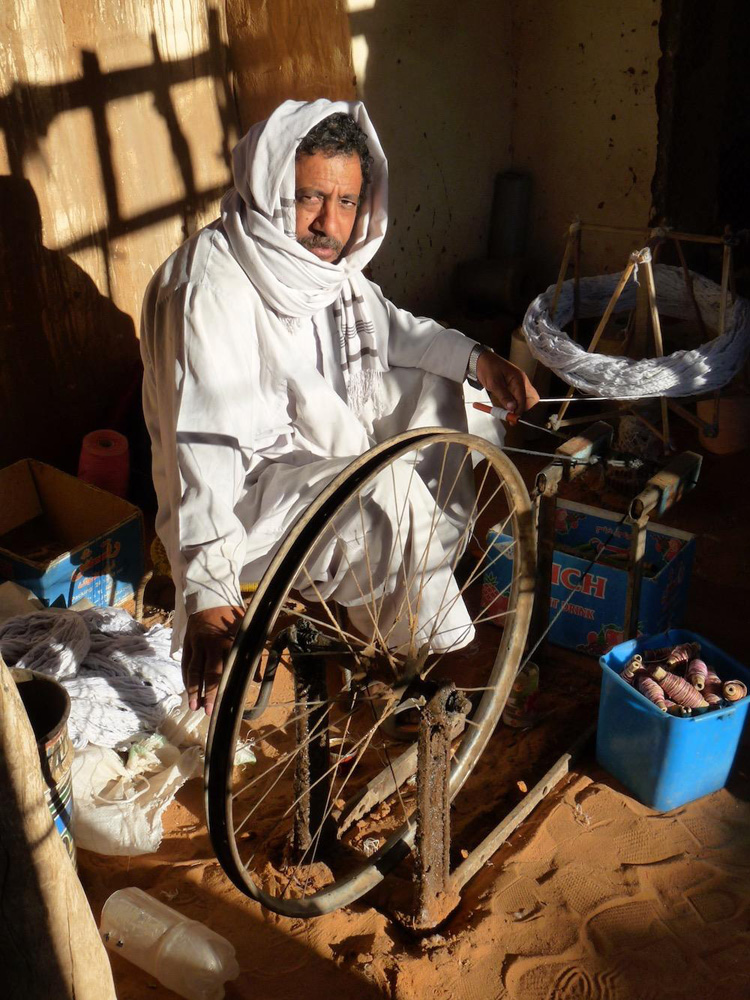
99, 887, 240, 1000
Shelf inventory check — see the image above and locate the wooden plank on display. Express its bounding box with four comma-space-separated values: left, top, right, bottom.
450, 724, 595, 892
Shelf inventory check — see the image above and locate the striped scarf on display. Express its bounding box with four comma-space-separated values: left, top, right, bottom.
221, 99, 389, 417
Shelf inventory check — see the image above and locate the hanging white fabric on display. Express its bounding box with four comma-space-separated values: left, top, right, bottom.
522, 263, 750, 397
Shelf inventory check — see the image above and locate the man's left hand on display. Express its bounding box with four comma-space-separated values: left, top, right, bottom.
474, 351, 540, 413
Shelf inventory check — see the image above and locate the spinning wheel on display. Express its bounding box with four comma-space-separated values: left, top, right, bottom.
205, 428, 535, 917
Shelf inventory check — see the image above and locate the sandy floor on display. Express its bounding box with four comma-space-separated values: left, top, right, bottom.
77, 436, 750, 1000
79, 762, 750, 1000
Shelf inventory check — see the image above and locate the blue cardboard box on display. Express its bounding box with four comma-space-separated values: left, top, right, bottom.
481, 499, 695, 656
0, 459, 144, 608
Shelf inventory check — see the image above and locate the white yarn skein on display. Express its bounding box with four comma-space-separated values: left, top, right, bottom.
522, 262, 750, 397
0, 607, 183, 749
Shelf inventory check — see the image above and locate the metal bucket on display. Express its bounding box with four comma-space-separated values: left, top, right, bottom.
12, 668, 76, 867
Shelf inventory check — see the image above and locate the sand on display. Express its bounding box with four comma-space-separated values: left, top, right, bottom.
78, 756, 750, 1000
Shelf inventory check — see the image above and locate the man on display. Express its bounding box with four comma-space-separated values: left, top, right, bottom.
141, 99, 538, 716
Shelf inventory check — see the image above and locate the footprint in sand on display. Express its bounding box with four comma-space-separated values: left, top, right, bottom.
505, 957, 657, 1000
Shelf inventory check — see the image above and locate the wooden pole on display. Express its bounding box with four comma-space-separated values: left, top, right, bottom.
641, 254, 670, 447
0, 656, 116, 1000
572, 225, 582, 343
718, 242, 731, 338
578, 221, 726, 245
548, 221, 579, 322
673, 238, 709, 341
554, 254, 639, 424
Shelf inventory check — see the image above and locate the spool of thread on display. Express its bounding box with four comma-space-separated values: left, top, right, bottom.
78, 429, 129, 498
723, 680, 747, 703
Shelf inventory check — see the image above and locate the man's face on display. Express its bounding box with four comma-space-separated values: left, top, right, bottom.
295, 151, 363, 263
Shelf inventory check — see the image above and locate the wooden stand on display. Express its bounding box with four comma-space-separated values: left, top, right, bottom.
548, 221, 736, 449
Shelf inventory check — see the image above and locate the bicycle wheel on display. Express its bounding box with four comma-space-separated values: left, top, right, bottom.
205, 429, 535, 917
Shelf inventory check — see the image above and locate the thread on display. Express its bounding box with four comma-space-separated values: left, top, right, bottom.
686, 658, 708, 690
78, 429, 129, 498
637, 674, 668, 711
723, 680, 747, 703
650, 665, 709, 709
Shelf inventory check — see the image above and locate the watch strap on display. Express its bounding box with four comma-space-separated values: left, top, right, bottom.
465, 343, 488, 388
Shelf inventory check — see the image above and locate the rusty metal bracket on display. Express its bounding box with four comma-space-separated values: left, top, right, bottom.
392, 682, 468, 931
287, 620, 341, 859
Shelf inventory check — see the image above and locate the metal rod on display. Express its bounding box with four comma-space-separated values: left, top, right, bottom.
501, 445, 597, 465
549, 409, 630, 429
537, 395, 660, 403
515, 418, 568, 440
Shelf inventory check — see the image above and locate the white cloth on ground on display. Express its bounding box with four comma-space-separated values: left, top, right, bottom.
141, 98, 487, 653
0, 607, 183, 749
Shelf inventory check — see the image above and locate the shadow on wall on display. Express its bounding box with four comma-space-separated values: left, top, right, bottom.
0, 6, 238, 482
0, 176, 137, 469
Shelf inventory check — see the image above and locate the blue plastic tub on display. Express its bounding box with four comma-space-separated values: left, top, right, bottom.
597, 629, 750, 811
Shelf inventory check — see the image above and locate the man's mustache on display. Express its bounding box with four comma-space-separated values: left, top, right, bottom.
298, 234, 344, 255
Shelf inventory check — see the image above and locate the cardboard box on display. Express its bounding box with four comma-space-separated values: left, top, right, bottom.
0, 459, 144, 608
481, 499, 695, 656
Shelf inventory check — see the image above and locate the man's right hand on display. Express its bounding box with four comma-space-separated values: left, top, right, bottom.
182, 605, 244, 716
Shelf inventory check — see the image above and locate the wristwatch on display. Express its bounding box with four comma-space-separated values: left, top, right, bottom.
465, 343, 488, 389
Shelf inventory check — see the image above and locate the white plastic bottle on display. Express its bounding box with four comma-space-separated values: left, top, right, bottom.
99, 887, 240, 1000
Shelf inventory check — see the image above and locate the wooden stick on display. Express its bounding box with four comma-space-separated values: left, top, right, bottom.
710, 390, 721, 435
641, 256, 670, 446
578, 221, 726, 245
718, 242, 731, 338
554, 256, 638, 424
450, 724, 596, 892
667, 398, 714, 434
673, 238, 709, 341
573, 226, 582, 343
633, 408, 671, 446
549, 223, 578, 322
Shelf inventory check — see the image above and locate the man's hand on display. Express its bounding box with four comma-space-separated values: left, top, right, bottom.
475, 352, 540, 414
182, 605, 244, 716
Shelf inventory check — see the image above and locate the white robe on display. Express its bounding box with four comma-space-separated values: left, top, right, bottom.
140, 220, 502, 652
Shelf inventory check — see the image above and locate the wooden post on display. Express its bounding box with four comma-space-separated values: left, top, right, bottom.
548, 221, 578, 322
0, 655, 116, 999
718, 242, 731, 338
572, 225, 582, 343
641, 253, 670, 447
554, 253, 640, 424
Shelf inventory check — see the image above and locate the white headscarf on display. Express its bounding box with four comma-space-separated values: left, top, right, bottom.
220, 99, 389, 414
